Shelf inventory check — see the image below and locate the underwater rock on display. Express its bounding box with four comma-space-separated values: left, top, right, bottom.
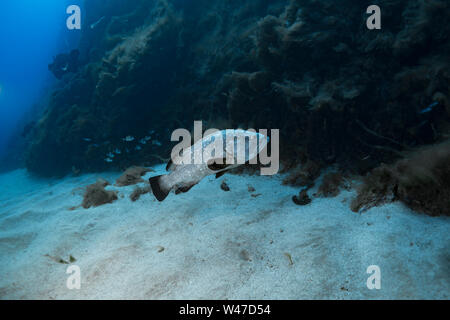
45, 254, 77, 265
157, 246, 165, 253
48, 49, 80, 80
21, 121, 36, 138
239, 249, 251, 262
292, 189, 311, 206
220, 181, 230, 192
116, 166, 153, 187
82, 178, 118, 209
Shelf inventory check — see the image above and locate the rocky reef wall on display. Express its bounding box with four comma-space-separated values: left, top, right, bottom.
26, 0, 450, 176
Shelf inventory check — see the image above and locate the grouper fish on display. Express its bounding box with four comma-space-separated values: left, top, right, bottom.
149, 129, 268, 201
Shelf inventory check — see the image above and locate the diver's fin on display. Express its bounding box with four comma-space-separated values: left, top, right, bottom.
149, 175, 170, 202
215, 171, 227, 179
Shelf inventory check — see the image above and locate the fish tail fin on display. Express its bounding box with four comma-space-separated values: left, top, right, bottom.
149, 175, 171, 202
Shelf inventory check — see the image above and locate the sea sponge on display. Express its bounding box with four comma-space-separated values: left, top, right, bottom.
82, 179, 118, 209
115, 166, 153, 186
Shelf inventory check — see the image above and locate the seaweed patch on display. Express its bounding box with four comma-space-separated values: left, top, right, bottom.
82, 179, 118, 209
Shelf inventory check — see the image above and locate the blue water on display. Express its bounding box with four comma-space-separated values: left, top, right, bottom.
0, 0, 82, 154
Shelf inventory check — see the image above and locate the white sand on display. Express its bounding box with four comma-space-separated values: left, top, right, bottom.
0, 165, 448, 299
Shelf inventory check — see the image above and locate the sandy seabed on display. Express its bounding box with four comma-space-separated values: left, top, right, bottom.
0, 165, 448, 299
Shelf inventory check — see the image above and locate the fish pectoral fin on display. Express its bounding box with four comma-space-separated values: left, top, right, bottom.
215, 171, 227, 179
166, 159, 174, 171
207, 158, 231, 171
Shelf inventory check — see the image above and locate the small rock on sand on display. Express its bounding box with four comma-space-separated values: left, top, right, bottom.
292, 189, 312, 206
157, 246, 165, 253
220, 181, 230, 192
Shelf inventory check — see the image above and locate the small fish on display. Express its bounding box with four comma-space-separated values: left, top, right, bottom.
90, 16, 105, 29
139, 138, 147, 145
114, 148, 121, 154
105, 158, 113, 163
106, 152, 115, 158
144, 136, 152, 141
148, 130, 155, 135
83, 138, 92, 142
123, 136, 135, 142
149, 130, 268, 201
135, 145, 142, 151
152, 140, 162, 146
419, 101, 439, 114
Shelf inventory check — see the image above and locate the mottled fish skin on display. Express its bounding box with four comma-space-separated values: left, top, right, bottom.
150, 130, 268, 201
173, 129, 266, 168
419, 101, 439, 114
160, 163, 212, 192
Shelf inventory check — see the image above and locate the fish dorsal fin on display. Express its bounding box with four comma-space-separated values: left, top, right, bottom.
215, 171, 227, 179
207, 158, 231, 171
